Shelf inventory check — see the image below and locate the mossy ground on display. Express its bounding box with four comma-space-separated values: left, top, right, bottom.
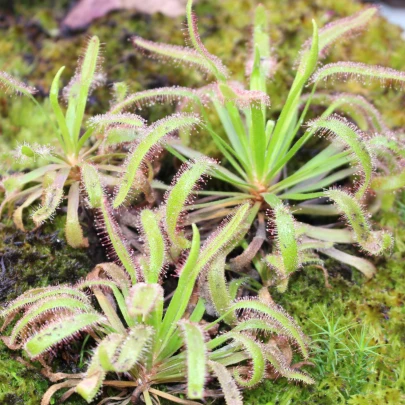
244, 199, 405, 404
0, 0, 404, 404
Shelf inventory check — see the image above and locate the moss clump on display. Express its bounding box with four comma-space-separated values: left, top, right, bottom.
0, 343, 49, 405
0, 217, 95, 303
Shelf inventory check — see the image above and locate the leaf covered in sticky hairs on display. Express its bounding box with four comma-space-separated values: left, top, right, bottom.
138, 209, 166, 283
164, 157, 214, 251
0, 71, 37, 96
326, 188, 393, 255
24, 312, 105, 358
132, 36, 222, 78
179, 320, 208, 399
310, 61, 405, 89
113, 113, 201, 208
110, 86, 201, 114
300, 7, 377, 61
308, 114, 374, 199
185, 0, 229, 81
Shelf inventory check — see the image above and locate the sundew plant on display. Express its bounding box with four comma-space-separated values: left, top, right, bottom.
0, 36, 191, 249
125, 0, 405, 291
1, 163, 313, 404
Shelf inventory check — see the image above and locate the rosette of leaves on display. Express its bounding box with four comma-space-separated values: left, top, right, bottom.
0, 163, 313, 404
0, 37, 197, 249
119, 0, 405, 290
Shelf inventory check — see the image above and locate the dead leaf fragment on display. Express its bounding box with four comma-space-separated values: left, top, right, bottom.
63, 0, 189, 30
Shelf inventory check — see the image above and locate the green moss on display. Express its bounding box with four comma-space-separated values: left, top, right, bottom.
0, 216, 93, 302
0, 342, 48, 405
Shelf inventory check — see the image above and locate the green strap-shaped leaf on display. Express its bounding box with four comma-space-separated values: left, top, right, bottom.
66, 36, 102, 142
88, 112, 145, 128
132, 36, 220, 77
24, 312, 104, 358
266, 21, 318, 171
49, 66, 71, 152
311, 61, 405, 88
301, 7, 377, 61
249, 99, 267, 180
197, 203, 251, 272
113, 113, 200, 208
0, 71, 37, 96
326, 189, 393, 255
158, 225, 200, 354
81, 163, 104, 209
65, 182, 89, 248
186, 0, 229, 81
264, 342, 314, 384
265, 197, 300, 282
321, 246, 377, 278
207, 256, 236, 325
165, 158, 213, 251
80, 36, 101, 86
126, 283, 163, 319
179, 320, 207, 399
32, 168, 70, 226
208, 361, 242, 405
309, 115, 373, 198
8, 296, 91, 347
81, 164, 138, 281
140, 209, 166, 283
208, 299, 308, 359
98, 325, 153, 373
208, 317, 283, 351
110, 86, 200, 114
99, 197, 138, 283
248, 4, 273, 85
0, 286, 89, 318
233, 318, 282, 336
228, 332, 265, 387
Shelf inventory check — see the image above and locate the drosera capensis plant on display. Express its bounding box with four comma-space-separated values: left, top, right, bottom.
0, 163, 313, 405
124, 0, 405, 291
0, 36, 198, 249
0, 36, 134, 248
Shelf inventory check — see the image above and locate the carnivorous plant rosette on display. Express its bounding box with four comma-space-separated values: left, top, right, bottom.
0, 164, 313, 404
122, 0, 405, 290
0, 37, 197, 249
